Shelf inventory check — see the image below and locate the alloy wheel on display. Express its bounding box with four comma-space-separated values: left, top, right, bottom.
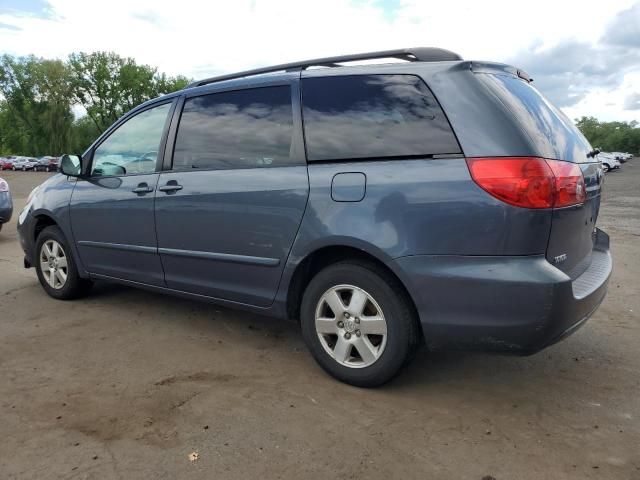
40, 239, 68, 289
314, 284, 388, 368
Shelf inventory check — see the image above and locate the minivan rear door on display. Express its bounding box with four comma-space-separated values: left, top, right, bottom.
479, 73, 603, 277
154, 79, 309, 307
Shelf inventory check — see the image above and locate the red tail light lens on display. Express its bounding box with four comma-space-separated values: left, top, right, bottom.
466, 157, 586, 209
545, 159, 586, 207
466, 157, 554, 208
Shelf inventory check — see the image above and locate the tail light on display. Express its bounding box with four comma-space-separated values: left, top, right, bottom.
466, 157, 586, 209
545, 159, 586, 207
0, 179, 8, 192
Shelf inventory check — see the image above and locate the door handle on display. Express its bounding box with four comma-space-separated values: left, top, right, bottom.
132, 183, 154, 194
158, 183, 183, 193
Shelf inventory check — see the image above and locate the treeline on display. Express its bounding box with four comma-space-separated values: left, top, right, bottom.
576, 117, 639, 155
0, 52, 190, 157
2, 53, 638, 158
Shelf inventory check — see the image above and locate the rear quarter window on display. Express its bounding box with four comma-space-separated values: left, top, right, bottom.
479, 74, 593, 163
301, 74, 460, 161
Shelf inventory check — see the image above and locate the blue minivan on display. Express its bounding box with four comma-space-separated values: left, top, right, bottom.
18, 48, 611, 386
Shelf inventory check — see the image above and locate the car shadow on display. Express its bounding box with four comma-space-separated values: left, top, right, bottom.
84, 280, 595, 393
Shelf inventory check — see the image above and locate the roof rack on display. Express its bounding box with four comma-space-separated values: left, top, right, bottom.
186, 47, 462, 89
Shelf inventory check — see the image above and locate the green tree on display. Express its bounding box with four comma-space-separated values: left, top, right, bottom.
37, 59, 74, 154
0, 51, 189, 156
69, 115, 101, 153
68, 51, 189, 132
575, 116, 640, 155
0, 55, 74, 156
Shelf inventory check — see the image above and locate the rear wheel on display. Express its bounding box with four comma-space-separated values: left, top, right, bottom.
603, 163, 610, 172
35, 226, 92, 300
22, 166, 26, 171
300, 261, 420, 387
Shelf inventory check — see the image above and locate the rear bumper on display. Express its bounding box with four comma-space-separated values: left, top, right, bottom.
394, 229, 612, 354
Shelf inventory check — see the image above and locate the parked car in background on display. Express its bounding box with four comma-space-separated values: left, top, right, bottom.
0, 177, 12, 233
34, 156, 59, 172
12, 157, 38, 171
0, 157, 16, 170
17, 48, 612, 386
610, 152, 632, 162
598, 153, 621, 172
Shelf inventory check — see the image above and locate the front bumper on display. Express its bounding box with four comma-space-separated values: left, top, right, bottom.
394, 229, 612, 354
17, 208, 34, 264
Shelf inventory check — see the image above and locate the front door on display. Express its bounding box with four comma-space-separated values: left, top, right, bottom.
154, 82, 309, 307
70, 101, 173, 286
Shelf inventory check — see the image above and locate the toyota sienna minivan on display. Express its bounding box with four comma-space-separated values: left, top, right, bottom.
18, 48, 612, 387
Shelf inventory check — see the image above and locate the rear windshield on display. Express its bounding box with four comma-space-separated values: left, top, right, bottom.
480, 74, 593, 163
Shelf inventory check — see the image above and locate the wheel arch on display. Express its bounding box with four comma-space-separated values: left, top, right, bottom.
32, 212, 59, 243
29, 209, 89, 278
285, 244, 420, 333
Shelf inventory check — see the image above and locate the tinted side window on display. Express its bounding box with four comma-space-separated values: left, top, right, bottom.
172, 86, 294, 170
92, 102, 171, 176
302, 74, 460, 161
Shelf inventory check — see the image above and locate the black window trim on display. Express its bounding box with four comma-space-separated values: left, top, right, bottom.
164, 79, 306, 173
84, 97, 178, 179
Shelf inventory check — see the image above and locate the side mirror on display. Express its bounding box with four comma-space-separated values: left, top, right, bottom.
60, 154, 82, 177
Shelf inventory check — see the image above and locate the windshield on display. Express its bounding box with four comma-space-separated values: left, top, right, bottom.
480, 74, 594, 163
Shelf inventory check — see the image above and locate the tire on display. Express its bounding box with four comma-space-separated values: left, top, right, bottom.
22, 166, 26, 171
12, 166, 16, 171
35, 226, 92, 300
603, 163, 610, 172
300, 261, 420, 387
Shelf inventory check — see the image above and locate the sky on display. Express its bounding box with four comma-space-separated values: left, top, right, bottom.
0, 0, 639, 123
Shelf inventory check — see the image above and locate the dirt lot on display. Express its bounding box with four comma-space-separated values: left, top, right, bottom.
0, 164, 638, 480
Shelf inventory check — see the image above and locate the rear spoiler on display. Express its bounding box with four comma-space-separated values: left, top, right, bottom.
469, 61, 533, 83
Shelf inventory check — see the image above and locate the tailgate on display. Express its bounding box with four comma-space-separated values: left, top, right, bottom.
546, 162, 603, 278
477, 73, 604, 278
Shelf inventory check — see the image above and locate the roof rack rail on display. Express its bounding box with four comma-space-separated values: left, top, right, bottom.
186, 47, 462, 89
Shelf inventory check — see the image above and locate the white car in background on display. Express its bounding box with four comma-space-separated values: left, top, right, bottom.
12, 157, 39, 171
611, 152, 632, 162
597, 153, 621, 172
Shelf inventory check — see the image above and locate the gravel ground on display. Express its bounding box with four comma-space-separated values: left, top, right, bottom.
0, 163, 638, 480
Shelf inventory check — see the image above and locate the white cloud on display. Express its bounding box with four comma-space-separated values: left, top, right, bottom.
0, 0, 638, 121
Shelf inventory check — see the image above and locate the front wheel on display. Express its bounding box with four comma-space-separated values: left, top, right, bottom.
35, 226, 92, 300
300, 261, 420, 387
603, 163, 610, 172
